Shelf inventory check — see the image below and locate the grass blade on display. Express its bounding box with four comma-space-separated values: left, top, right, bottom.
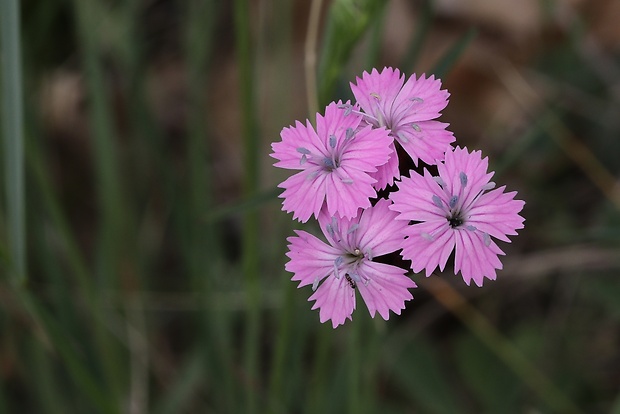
431, 27, 477, 78
0, 0, 27, 284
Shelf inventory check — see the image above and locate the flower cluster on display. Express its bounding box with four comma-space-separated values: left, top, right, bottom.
271, 67, 525, 327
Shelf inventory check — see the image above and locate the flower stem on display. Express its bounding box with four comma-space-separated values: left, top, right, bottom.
305, 0, 324, 118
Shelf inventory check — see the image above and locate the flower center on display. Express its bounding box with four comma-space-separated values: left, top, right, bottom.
448, 215, 464, 228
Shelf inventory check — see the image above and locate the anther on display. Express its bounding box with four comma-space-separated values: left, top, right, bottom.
449, 195, 459, 209
312, 277, 319, 291
329, 135, 337, 148
481, 182, 496, 191
347, 224, 359, 234
326, 223, 335, 238
345, 127, 354, 140
338, 104, 353, 116
410, 97, 424, 104
483, 233, 491, 247
396, 131, 409, 143
411, 123, 422, 132
370, 92, 381, 100
433, 176, 446, 189
421, 232, 434, 241
460, 172, 468, 187
432, 195, 443, 208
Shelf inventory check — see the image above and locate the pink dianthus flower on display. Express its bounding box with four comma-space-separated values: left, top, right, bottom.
349, 67, 456, 189
271, 101, 393, 222
285, 199, 416, 328
389, 146, 525, 287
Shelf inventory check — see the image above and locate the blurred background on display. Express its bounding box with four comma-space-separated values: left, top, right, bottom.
1, 0, 620, 412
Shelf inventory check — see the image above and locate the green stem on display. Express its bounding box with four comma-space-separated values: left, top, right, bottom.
347, 319, 362, 414
233, 0, 261, 412
0, 0, 27, 284
72, 0, 125, 404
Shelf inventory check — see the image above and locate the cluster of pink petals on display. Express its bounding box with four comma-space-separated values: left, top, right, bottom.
271, 101, 392, 222
271, 67, 525, 328
390, 146, 525, 287
350, 67, 456, 189
286, 199, 416, 327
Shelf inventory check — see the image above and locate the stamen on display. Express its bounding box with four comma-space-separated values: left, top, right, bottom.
466, 225, 477, 231
353, 248, 361, 256
410, 97, 424, 104
365, 248, 373, 260
411, 123, 422, 132
347, 224, 359, 234
329, 134, 337, 148
370, 92, 381, 100
307, 171, 319, 180
340, 178, 354, 185
300, 154, 307, 165
323, 158, 335, 169
335, 256, 344, 267
312, 277, 319, 291
449, 195, 459, 209
460, 172, 468, 187
296, 147, 311, 155
432, 195, 443, 208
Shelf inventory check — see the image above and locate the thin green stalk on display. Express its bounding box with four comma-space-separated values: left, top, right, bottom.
233, 0, 261, 412
431, 28, 477, 79
184, 1, 237, 411
306, 326, 331, 414
1, 0, 27, 284
347, 319, 361, 414
15, 288, 119, 414
72, 0, 125, 286
401, 0, 433, 73
305, 0, 325, 116
72, 0, 125, 405
267, 279, 296, 411
364, 5, 386, 71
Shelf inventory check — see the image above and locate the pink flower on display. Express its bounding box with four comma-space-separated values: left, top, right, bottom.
349, 67, 456, 188
271, 101, 393, 222
285, 199, 416, 328
389, 146, 525, 287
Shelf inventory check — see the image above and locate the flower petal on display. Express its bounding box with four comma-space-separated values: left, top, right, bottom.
286, 230, 341, 288
453, 228, 505, 287
309, 274, 356, 328
356, 261, 416, 320
356, 198, 407, 257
